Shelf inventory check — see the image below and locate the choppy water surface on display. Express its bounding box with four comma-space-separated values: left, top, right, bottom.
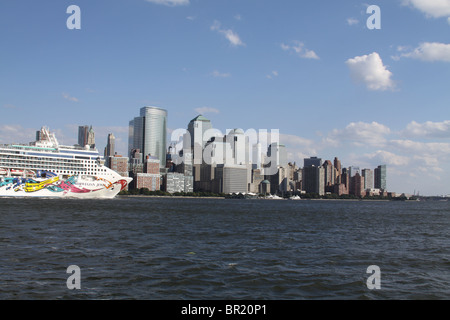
0, 197, 448, 299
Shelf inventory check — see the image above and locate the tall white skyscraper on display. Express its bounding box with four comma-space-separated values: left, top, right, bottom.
362, 168, 374, 190
187, 115, 213, 165
129, 106, 168, 168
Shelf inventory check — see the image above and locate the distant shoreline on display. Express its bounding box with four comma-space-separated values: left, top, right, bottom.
118, 195, 226, 200
117, 194, 411, 201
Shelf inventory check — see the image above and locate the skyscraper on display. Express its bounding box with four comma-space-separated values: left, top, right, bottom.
267, 142, 287, 169
322, 160, 334, 187
78, 125, 95, 148
104, 133, 115, 167
334, 157, 342, 184
374, 165, 387, 190
129, 106, 168, 168
362, 168, 374, 190
187, 115, 213, 164
350, 172, 365, 197
303, 165, 325, 195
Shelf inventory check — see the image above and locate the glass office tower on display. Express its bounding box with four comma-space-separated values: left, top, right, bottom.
129, 106, 167, 168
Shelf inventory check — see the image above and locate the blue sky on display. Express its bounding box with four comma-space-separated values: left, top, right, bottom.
1, 0, 449, 196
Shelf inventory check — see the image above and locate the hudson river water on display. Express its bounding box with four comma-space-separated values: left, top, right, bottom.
0, 197, 448, 300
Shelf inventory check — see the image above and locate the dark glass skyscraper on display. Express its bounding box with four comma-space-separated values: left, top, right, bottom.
374, 164, 387, 190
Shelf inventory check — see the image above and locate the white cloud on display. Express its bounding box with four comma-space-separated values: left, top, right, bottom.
396, 42, 450, 62
280, 133, 319, 163
364, 150, 410, 166
281, 43, 290, 51
62, 92, 79, 102
347, 18, 359, 26
266, 70, 279, 79
326, 121, 391, 147
194, 107, 220, 115
346, 52, 395, 91
281, 41, 320, 60
145, 0, 189, 6
402, 120, 450, 138
389, 139, 450, 155
211, 20, 245, 47
211, 70, 231, 78
0, 125, 36, 144
402, 0, 450, 19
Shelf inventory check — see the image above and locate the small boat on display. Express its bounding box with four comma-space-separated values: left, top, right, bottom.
266, 194, 283, 200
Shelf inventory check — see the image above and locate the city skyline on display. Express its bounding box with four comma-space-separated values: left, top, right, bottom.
1, 1, 449, 196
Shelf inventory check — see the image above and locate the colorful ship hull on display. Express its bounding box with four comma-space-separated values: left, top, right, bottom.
0, 173, 131, 199
0, 127, 132, 199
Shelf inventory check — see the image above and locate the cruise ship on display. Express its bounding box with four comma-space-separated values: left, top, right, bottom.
0, 127, 132, 198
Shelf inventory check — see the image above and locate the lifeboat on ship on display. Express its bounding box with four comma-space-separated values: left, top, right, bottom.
10, 169, 24, 176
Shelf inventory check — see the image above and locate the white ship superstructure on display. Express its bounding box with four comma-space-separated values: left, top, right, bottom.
0, 127, 132, 198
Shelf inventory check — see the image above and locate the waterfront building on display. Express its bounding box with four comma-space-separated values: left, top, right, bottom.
323, 160, 335, 188
249, 168, 265, 194
334, 157, 342, 184
350, 172, 365, 197
362, 168, 374, 190
108, 154, 129, 191
199, 129, 252, 192
164, 172, 193, 193
164, 147, 194, 193
374, 165, 387, 190
347, 166, 360, 192
333, 183, 348, 196
109, 154, 128, 176
164, 172, 184, 193
267, 142, 288, 169
252, 143, 263, 170
215, 164, 248, 194
228, 129, 251, 166
261, 180, 270, 196
267, 165, 288, 195
196, 163, 216, 192
78, 125, 95, 149
128, 107, 167, 168
293, 168, 303, 192
303, 165, 325, 195
135, 155, 161, 191
104, 133, 115, 167
341, 167, 350, 192
187, 115, 213, 165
